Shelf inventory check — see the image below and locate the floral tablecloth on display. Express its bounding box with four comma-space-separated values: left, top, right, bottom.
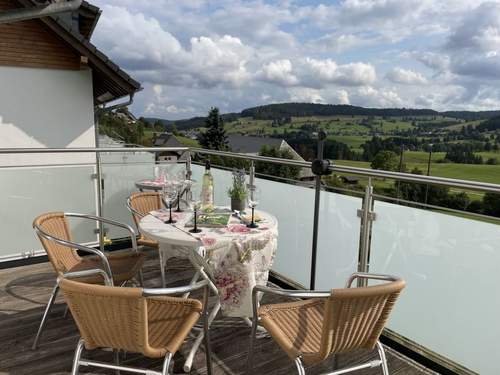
139, 208, 278, 318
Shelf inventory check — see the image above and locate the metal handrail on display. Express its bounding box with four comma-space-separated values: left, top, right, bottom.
0, 147, 188, 154
330, 164, 500, 193
2, 146, 499, 193
191, 147, 311, 168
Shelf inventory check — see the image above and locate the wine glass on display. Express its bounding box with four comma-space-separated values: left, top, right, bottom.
188, 188, 202, 233
162, 183, 179, 224
247, 186, 260, 228
154, 164, 169, 184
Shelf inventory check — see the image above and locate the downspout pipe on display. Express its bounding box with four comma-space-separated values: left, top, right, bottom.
0, 0, 83, 24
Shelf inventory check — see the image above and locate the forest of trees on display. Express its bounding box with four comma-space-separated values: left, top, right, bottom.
241, 103, 438, 120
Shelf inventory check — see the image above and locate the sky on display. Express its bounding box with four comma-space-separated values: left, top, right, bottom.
91, 0, 500, 119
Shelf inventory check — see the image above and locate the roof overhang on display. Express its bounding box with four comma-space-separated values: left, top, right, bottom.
14, 0, 142, 105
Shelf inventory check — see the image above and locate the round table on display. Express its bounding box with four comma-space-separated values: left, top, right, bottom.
135, 179, 164, 191
139, 208, 278, 373
139, 208, 278, 318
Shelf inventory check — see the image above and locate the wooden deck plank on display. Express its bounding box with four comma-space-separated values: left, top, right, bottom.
0, 251, 437, 374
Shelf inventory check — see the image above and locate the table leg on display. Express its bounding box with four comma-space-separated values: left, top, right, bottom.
243, 316, 268, 334
158, 248, 167, 288
183, 299, 220, 373
183, 255, 220, 373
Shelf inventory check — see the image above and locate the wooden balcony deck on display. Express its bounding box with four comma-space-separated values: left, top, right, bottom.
0, 251, 437, 375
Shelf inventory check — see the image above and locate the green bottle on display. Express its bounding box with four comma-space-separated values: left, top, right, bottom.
201, 160, 214, 211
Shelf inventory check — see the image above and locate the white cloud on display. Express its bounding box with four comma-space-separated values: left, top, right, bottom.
313, 33, 377, 52
304, 58, 376, 86
89, 0, 500, 117
94, 6, 252, 89
445, 2, 500, 81
258, 59, 298, 86
288, 88, 325, 104
386, 67, 428, 85
352, 86, 404, 108
403, 51, 450, 73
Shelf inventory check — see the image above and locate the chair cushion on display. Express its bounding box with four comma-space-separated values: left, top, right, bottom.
259, 299, 326, 365
67, 251, 145, 285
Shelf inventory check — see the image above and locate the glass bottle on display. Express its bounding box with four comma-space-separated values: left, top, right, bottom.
201, 159, 214, 211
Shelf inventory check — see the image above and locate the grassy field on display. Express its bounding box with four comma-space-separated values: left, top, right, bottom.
333, 159, 500, 185
225, 115, 422, 138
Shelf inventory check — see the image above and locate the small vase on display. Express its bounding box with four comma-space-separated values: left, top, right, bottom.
231, 197, 246, 212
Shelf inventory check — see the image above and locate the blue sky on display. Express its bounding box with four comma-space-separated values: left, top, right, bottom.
91, 0, 500, 119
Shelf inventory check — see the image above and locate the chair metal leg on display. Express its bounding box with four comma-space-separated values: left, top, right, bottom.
203, 304, 214, 375
182, 271, 200, 299
71, 338, 85, 375
158, 250, 166, 287
138, 269, 144, 287
294, 357, 306, 375
62, 305, 69, 319
113, 349, 121, 375
246, 317, 259, 374
162, 352, 173, 375
32, 281, 60, 350
376, 341, 389, 375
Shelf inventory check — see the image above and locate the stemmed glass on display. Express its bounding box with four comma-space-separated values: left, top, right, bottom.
162, 183, 179, 224
174, 169, 187, 212
188, 189, 202, 233
247, 187, 260, 228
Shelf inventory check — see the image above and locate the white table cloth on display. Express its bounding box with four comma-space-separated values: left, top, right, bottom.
139, 208, 278, 318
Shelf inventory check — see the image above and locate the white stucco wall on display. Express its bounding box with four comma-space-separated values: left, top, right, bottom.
0, 66, 96, 166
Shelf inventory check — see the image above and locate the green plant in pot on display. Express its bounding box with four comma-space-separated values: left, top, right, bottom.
228, 169, 248, 212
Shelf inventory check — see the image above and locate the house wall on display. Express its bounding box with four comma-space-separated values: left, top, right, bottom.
0, 66, 96, 166
279, 140, 314, 179
0, 0, 80, 70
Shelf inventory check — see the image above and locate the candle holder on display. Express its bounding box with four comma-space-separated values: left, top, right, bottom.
247, 206, 258, 228
189, 208, 202, 233
162, 198, 176, 224
246, 185, 260, 229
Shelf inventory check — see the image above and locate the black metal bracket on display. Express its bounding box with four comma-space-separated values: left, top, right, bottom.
311, 159, 332, 176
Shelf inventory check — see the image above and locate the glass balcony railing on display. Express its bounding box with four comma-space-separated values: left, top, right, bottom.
1, 145, 499, 374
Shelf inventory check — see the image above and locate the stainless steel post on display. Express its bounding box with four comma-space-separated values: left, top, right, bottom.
186, 150, 192, 181
310, 131, 327, 290
358, 178, 374, 286
93, 113, 105, 251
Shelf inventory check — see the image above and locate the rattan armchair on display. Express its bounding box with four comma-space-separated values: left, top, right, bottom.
60, 278, 213, 375
126, 191, 162, 249
127, 191, 197, 288
32, 212, 146, 350
247, 272, 405, 375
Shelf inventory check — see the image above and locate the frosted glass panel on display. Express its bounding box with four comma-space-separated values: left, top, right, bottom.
191, 165, 313, 287
315, 191, 361, 289
370, 200, 500, 375
101, 152, 156, 239
0, 165, 97, 260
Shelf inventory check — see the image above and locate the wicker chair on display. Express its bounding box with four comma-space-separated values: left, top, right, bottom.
127, 191, 196, 288
247, 272, 406, 375
60, 278, 213, 375
126, 191, 162, 249
32, 212, 146, 350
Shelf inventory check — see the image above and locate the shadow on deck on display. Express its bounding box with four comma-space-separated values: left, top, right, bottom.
0, 250, 436, 375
